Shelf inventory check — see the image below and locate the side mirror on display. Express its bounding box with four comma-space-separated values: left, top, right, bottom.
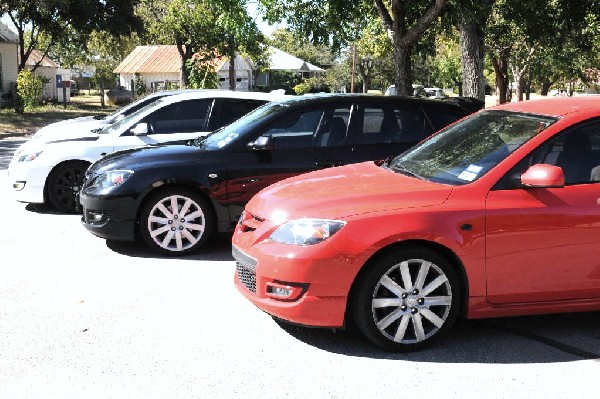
521, 164, 565, 188
247, 135, 274, 151
131, 123, 149, 136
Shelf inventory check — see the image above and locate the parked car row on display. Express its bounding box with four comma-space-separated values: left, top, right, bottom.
9, 90, 599, 352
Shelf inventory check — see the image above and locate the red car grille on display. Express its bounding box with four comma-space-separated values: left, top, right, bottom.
232, 245, 257, 293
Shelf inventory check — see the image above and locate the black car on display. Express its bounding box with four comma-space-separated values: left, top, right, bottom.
79, 93, 473, 255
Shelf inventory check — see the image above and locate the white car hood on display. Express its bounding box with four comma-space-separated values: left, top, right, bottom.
32, 118, 107, 140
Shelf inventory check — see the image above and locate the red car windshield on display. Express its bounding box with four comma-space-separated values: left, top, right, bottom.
387, 110, 557, 185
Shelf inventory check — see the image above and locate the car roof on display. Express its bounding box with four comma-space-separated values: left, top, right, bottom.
271, 93, 464, 109
490, 96, 600, 117
155, 90, 289, 105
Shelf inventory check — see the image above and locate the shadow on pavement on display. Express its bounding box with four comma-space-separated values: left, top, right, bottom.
274, 311, 600, 363
105, 233, 234, 262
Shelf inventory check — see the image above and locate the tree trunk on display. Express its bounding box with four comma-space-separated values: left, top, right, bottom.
229, 52, 236, 90
458, 20, 485, 100
540, 79, 553, 96
491, 54, 509, 104
394, 45, 412, 96
176, 39, 192, 89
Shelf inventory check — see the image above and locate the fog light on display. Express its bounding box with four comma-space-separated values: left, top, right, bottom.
265, 281, 308, 301
12, 181, 25, 191
87, 211, 106, 224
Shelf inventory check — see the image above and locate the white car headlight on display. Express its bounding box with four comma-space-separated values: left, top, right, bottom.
94, 170, 134, 189
18, 151, 43, 162
269, 218, 346, 246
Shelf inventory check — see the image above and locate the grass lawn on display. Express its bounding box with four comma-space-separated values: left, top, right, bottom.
0, 92, 119, 136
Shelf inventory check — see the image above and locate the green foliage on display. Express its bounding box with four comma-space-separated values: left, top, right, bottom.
186, 58, 220, 89
268, 70, 303, 92
268, 28, 335, 68
16, 70, 44, 110
134, 74, 147, 97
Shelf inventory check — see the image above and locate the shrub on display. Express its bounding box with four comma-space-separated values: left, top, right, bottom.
16, 70, 44, 110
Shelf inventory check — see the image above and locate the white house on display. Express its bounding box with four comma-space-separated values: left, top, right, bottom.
20, 49, 72, 102
254, 47, 325, 87
0, 21, 18, 106
113, 45, 254, 92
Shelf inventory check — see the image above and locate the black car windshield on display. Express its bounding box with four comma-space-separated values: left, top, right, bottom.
198, 102, 286, 149
387, 110, 557, 185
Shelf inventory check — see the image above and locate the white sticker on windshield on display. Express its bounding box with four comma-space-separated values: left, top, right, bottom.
466, 164, 483, 173
458, 170, 477, 181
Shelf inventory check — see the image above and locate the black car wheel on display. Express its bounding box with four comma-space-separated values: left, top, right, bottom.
47, 161, 89, 213
140, 188, 214, 256
351, 247, 460, 351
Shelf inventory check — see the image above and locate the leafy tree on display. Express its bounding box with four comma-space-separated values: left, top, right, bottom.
186, 57, 220, 89
16, 69, 43, 109
268, 28, 335, 68
260, 0, 448, 96
137, 0, 267, 90
1, 0, 142, 111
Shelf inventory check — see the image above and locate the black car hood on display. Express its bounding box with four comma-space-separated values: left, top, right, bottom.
89, 143, 207, 174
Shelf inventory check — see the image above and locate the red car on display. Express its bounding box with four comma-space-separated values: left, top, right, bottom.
233, 97, 600, 351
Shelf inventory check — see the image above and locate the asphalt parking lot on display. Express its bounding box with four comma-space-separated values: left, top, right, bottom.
0, 138, 598, 398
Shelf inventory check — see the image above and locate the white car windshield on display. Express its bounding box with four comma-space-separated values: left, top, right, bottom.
98, 98, 169, 135
386, 110, 557, 185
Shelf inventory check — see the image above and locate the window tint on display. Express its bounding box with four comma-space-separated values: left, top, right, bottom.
219, 100, 266, 127
141, 99, 211, 134
261, 106, 351, 149
176, 99, 212, 133
426, 108, 466, 131
358, 104, 432, 145
494, 119, 600, 189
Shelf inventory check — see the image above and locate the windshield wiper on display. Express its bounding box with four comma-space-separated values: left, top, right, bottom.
390, 164, 425, 180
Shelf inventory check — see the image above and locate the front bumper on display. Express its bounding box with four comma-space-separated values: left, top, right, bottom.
79, 192, 138, 241
7, 159, 52, 204
232, 236, 362, 328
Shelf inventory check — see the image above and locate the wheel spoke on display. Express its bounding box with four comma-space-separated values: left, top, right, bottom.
151, 225, 171, 238
420, 308, 445, 328
186, 210, 204, 220
161, 230, 176, 247
393, 314, 411, 342
181, 229, 200, 245
372, 298, 403, 308
380, 275, 405, 298
399, 261, 412, 290
179, 198, 193, 216
412, 313, 426, 342
421, 275, 448, 297
174, 231, 183, 250
149, 216, 170, 225
414, 261, 431, 291
424, 295, 452, 306
170, 196, 179, 215
183, 222, 204, 232
376, 308, 403, 330
156, 202, 173, 218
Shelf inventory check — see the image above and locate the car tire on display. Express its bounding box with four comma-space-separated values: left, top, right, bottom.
351, 247, 461, 352
139, 188, 214, 256
47, 161, 89, 213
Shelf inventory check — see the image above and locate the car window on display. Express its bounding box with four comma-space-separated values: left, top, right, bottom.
219, 100, 266, 127
261, 106, 351, 149
425, 106, 467, 131
494, 119, 600, 189
357, 104, 432, 144
175, 99, 212, 133
140, 99, 211, 134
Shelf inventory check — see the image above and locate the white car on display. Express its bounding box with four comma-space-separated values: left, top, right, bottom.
424, 87, 448, 99
31, 89, 194, 140
9, 90, 284, 213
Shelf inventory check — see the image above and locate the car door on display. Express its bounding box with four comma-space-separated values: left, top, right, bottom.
112, 99, 213, 151
223, 102, 354, 221
350, 102, 435, 162
485, 120, 600, 304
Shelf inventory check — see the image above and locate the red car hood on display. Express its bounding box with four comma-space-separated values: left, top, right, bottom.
246, 161, 453, 220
